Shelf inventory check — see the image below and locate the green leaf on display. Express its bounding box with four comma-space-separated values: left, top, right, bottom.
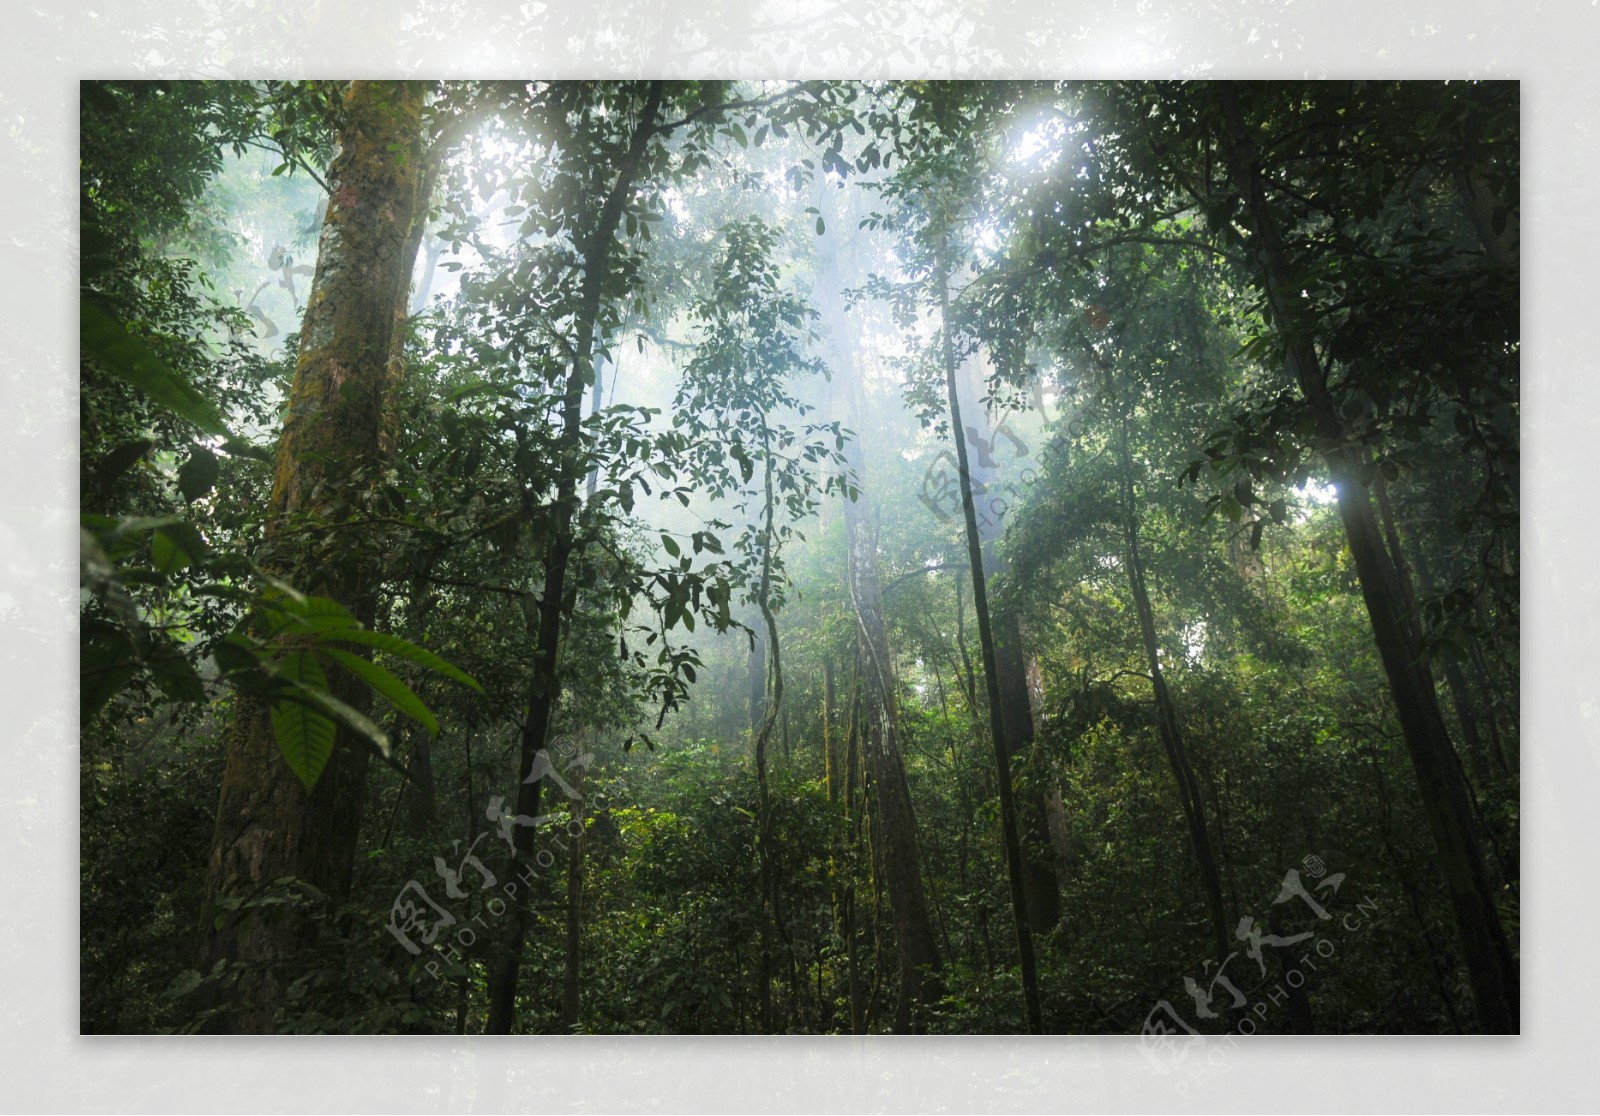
324, 628, 482, 691
149, 648, 207, 704
661, 533, 681, 558
177, 448, 221, 502
261, 592, 361, 635
816, 216, 825, 236
164, 969, 204, 1001
81, 301, 230, 437
81, 622, 139, 718
270, 651, 338, 790
150, 523, 207, 574
320, 647, 439, 735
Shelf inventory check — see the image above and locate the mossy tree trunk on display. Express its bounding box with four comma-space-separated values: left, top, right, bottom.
816, 210, 942, 1031
196, 80, 430, 1033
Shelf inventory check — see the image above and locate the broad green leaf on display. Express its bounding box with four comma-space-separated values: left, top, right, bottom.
150, 523, 207, 574
320, 647, 439, 735
81, 622, 139, 719
270, 651, 337, 789
324, 628, 482, 691
281, 682, 393, 759
81, 301, 230, 436
177, 447, 221, 503
148, 648, 207, 704
261, 592, 360, 634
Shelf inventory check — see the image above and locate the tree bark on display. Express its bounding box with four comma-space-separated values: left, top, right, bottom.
842, 661, 865, 1034
1114, 406, 1231, 963
993, 611, 1062, 935
936, 251, 1043, 1034
196, 81, 429, 1033
945, 327, 1062, 937
753, 424, 783, 1032
560, 755, 586, 1030
484, 81, 664, 1034
817, 181, 941, 1030
1220, 89, 1518, 1033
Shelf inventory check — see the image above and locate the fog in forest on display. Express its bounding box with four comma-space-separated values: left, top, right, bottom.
81, 80, 1519, 1037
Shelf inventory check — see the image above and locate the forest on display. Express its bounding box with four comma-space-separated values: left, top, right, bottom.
79, 79, 1519, 1037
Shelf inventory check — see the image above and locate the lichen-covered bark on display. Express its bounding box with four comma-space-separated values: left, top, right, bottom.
197, 81, 428, 1033
845, 492, 943, 1033
839, 366, 942, 1031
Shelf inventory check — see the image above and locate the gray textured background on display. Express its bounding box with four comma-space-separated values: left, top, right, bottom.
4, 2, 1592, 1111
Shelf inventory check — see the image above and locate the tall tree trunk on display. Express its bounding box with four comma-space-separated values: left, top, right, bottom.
1112, 403, 1231, 963
993, 611, 1062, 935
843, 660, 865, 1034
935, 251, 1043, 1034
843, 488, 942, 1030
818, 181, 941, 1031
1220, 89, 1518, 1033
823, 654, 838, 802
485, 81, 664, 1034
841, 414, 942, 1032
1411, 546, 1512, 782
753, 422, 783, 1032
196, 81, 429, 1033
946, 318, 1062, 936
409, 233, 445, 314
560, 754, 586, 1030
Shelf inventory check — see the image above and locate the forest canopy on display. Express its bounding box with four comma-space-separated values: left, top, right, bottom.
79, 79, 1518, 1037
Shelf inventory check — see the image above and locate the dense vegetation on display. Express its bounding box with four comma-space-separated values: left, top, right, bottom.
80, 79, 1518, 1036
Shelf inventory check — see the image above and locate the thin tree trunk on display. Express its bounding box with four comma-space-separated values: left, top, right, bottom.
819, 180, 941, 1032
485, 81, 664, 1035
753, 423, 783, 1032
1220, 89, 1518, 1032
1413, 547, 1512, 781
823, 654, 838, 803
197, 81, 429, 1033
843, 659, 864, 1034
946, 319, 1062, 938
1112, 402, 1231, 964
935, 250, 1042, 1034
409, 233, 445, 314
560, 754, 586, 1030
844, 489, 942, 1031
993, 611, 1062, 935
748, 622, 767, 734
